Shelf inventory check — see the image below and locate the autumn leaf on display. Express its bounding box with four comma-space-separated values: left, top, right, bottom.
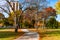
55, 2, 60, 14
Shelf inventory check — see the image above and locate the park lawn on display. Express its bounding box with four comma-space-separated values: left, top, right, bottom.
0, 29, 24, 40
38, 29, 60, 40
0, 29, 60, 40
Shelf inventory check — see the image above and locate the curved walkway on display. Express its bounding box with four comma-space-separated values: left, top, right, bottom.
15, 29, 39, 40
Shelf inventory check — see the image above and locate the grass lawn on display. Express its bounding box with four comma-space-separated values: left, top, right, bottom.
38, 29, 60, 40
0, 29, 24, 40
0, 28, 60, 40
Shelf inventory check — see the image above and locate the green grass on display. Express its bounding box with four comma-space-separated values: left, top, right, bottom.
0, 29, 24, 40
0, 28, 5, 30
39, 29, 60, 36
43, 31, 60, 37
38, 29, 60, 40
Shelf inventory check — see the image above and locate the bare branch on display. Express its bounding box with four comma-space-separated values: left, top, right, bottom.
0, 7, 9, 14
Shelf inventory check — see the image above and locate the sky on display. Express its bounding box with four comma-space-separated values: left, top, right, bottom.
19, 0, 60, 22
0, 0, 60, 22
0, 0, 9, 18
48, 0, 57, 8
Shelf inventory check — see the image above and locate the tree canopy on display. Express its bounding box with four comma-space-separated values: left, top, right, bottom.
55, 1, 60, 14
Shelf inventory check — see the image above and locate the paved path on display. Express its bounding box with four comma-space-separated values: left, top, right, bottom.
15, 32, 39, 40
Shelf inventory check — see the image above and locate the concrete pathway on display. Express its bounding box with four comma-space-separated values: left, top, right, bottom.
14, 29, 39, 40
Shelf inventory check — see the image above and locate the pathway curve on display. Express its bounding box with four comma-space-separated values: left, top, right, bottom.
14, 30, 39, 40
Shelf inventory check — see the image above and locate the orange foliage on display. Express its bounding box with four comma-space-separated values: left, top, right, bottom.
43, 7, 56, 18
45, 7, 56, 12
45, 7, 56, 16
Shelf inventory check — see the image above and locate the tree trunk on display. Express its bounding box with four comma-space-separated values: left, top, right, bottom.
14, 15, 18, 32
15, 25, 18, 32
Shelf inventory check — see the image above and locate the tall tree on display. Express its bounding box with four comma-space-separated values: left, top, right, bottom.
5, 0, 22, 32
42, 7, 56, 28
22, 0, 48, 29
23, 6, 37, 28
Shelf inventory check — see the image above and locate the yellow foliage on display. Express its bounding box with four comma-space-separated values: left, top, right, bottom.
55, 2, 60, 10
55, 2, 60, 14
7, 12, 15, 24
10, 12, 14, 16
15, 10, 22, 16
9, 10, 22, 17
8, 10, 22, 25
56, 10, 60, 14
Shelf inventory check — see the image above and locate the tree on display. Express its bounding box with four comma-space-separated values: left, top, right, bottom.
58, 22, 60, 27
46, 17, 58, 29
0, 0, 56, 31
22, 0, 48, 29
0, 13, 5, 27
55, 1, 60, 14
33, 7, 57, 29
0, 0, 22, 32
3, 18, 9, 27
8, 14, 14, 26
43, 7, 56, 28
4, 0, 54, 32
5, 0, 23, 32
23, 6, 37, 28
44, 7, 57, 29
15, 10, 23, 28
44, 7, 56, 19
